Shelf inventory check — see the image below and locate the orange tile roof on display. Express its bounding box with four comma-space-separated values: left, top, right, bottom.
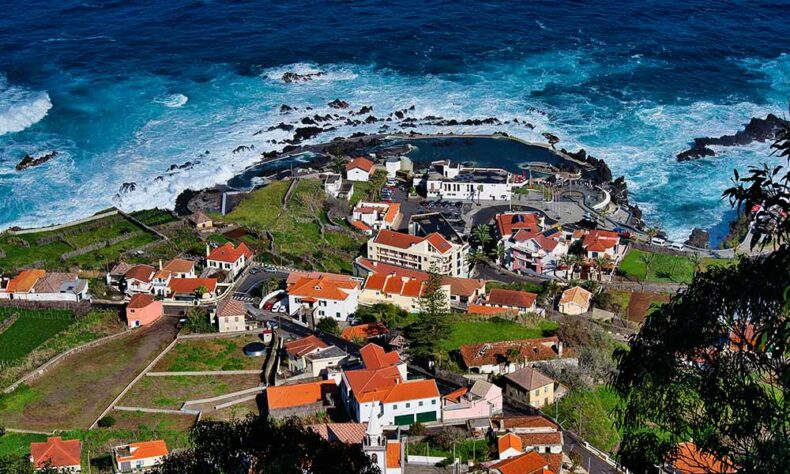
559, 286, 592, 307
359, 343, 401, 369
127, 294, 157, 309
163, 258, 195, 273
498, 432, 523, 455
207, 242, 253, 263
505, 367, 554, 391
6, 269, 46, 293
496, 212, 541, 237
167, 278, 217, 295
289, 274, 359, 301
582, 229, 620, 252
287, 271, 358, 286
494, 416, 558, 431
382, 379, 439, 403
266, 380, 337, 410
485, 288, 537, 309
518, 431, 563, 447
387, 441, 401, 469
344, 366, 403, 402
460, 337, 560, 368
357, 258, 484, 297
350, 220, 373, 232
341, 323, 389, 341
467, 304, 517, 316
373, 229, 424, 249
30, 437, 81, 469
363, 272, 389, 291
489, 451, 551, 474
125, 264, 156, 283
383, 203, 401, 224
308, 423, 367, 444
153, 269, 171, 280
285, 335, 328, 357
425, 233, 452, 253
443, 387, 469, 403
346, 157, 375, 173
216, 298, 247, 318
668, 442, 736, 474
115, 440, 169, 462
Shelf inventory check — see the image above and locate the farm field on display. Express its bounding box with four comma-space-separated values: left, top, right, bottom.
121, 374, 263, 410
0, 210, 163, 271
440, 317, 559, 353
619, 249, 733, 283
129, 208, 178, 227
0, 308, 76, 362
0, 319, 178, 431
203, 398, 261, 422
225, 179, 366, 273
153, 335, 265, 372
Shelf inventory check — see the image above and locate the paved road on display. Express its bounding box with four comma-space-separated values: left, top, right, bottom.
474, 262, 550, 285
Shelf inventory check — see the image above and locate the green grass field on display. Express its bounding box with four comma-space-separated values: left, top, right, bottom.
0, 308, 76, 362
129, 208, 178, 227
0, 211, 162, 271
225, 179, 366, 273
440, 317, 559, 352
121, 374, 262, 409
619, 249, 733, 283
547, 386, 621, 453
154, 336, 265, 372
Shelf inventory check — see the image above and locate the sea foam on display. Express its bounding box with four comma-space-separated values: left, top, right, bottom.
0, 75, 52, 136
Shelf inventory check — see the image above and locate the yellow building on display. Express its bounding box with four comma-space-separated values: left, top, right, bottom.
503, 367, 555, 409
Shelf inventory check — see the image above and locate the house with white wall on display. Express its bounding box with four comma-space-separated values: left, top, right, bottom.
350, 202, 402, 235
1, 270, 91, 302
206, 242, 253, 280
367, 229, 470, 278
113, 440, 169, 473
424, 160, 522, 201
346, 157, 376, 182
287, 271, 361, 322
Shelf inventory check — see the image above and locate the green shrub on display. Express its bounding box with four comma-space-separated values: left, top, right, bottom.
97, 416, 115, 428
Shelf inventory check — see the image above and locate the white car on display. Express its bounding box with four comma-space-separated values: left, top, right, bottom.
651, 237, 667, 246
668, 242, 684, 251
271, 301, 281, 312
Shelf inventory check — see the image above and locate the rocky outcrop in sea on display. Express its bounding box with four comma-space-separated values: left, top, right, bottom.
16, 151, 59, 171
677, 114, 790, 161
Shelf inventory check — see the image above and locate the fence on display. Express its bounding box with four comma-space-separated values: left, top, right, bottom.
0, 313, 18, 334
0, 299, 91, 317
59, 231, 141, 261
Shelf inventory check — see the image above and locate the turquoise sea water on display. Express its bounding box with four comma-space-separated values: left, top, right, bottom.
0, 1, 788, 242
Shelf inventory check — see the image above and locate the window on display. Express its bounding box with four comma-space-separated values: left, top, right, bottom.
393, 404, 397, 410
405, 403, 410, 408
431, 399, 436, 405
419, 401, 423, 407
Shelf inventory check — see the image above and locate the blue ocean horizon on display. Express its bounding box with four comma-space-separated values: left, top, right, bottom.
0, 0, 788, 242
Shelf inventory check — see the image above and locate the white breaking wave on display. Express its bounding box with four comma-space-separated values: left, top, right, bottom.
154, 93, 189, 108
0, 74, 52, 135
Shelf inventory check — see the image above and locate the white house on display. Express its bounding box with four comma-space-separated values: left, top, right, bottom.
214, 298, 248, 333
206, 242, 253, 280
123, 265, 156, 295
113, 440, 169, 473
424, 160, 522, 201
323, 173, 354, 201
287, 271, 361, 322
1, 270, 90, 302
350, 202, 402, 234
558, 286, 592, 315
284, 335, 329, 373
384, 155, 413, 179
340, 344, 440, 426
346, 157, 376, 182
581, 229, 623, 260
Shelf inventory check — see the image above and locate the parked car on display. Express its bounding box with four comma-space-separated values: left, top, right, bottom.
668, 242, 685, 250
651, 237, 668, 246
271, 300, 282, 312
250, 267, 259, 275
278, 303, 288, 313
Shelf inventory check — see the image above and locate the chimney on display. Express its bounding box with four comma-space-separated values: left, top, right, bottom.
159, 259, 163, 270
206, 243, 210, 257
557, 341, 563, 357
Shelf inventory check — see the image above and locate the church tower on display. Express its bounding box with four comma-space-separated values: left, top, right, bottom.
363, 403, 387, 472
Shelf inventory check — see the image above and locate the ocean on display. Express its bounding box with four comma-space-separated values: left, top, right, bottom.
0, 0, 788, 242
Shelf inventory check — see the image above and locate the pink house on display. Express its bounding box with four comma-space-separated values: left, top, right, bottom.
126, 294, 163, 328
442, 379, 502, 420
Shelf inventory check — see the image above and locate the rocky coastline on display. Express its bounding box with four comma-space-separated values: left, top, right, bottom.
15, 151, 59, 171
677, 114, 789, 161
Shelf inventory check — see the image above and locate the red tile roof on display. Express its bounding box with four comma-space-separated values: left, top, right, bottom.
308, 423, 367, 444
216, 298, 247, 318
485, 288, 537, 309
127, 294, 157, 309
167, 278, 217, 295
359, 343, 401, 369
668, 442, 736, 474
382, 379, 439, 403
289, 274, 359, 301
489, 451, 551, 474
496, 212, 541, 237
115, 440, 169, 462
163, 258, 195, 274
266, 380, 337, 410
207, 242, 253, 263
285, 335, 328, 357
443, 387, 469, 403
346, 157, 375, 173
125, 265, 156, 283
356, 258, 485, 297
383, 203, 401, 224
341, 323, 389, 341
387, 442, 402, 469
344, 365, 403, 402
467, 304, 517, 316
582, 229, 620, 252
30, 437, 81, 469
518, 431, 563, 448
350, 220, 373, 232
498, 432, 523, 455
493, 416, 558, 431
6, 269, 46, 293
425, 233, 453, 253
459, 337, 560, 368
373, 229, 424, 249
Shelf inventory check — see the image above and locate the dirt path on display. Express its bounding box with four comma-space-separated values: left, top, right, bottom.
0, 318, 179, 431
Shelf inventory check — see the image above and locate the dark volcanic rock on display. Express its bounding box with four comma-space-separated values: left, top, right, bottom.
301, 116, 317, 125
16, 151, 59, 171
364, 115, 379, 124
327, 99, 349, 109
281, 71, 325, 83
266, 122, 295, 132
292, 126, 323, 142
542, 132, 560, 147
280, 104, 294, 113
168, 161, 194, 172
232, 145, 254, 154
356, 106, 373, 115
119, 182, 137, 193
676, 114, 790, 161
561, 148, 612, 184
685, 228, 710, 248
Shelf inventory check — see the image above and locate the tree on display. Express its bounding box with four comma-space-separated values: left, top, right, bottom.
472, 224, 491, 249
355, 303, 408, 329
406, 267, 451, 362
369, 169, 388, 200
316, 317, 340, 335
184, 307, 214, 333
97, 415, 115, 428
465, 248, 488, 267
689, 253, 703, 275
153, 415, 377, 474
194, 285, 209, 299
637, 252, 654, 288
613, 122, 790, 472
559, 254, 575, 279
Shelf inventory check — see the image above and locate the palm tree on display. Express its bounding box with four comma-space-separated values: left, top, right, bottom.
559, 254, 575, 279
638, 252, 655, 289
473, 224, 491, 249
466, 248, 488, 267
646, 227, 659, 243
491, 242, 505, 264
689, 253, 703, 275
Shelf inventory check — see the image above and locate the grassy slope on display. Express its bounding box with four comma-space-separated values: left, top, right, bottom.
620, 249, 732, 283
120, 374, 262, 409
439, 318, 559, 353
0, 313, 75, 362
153, 336, 265, 372
547, 386, 621, 453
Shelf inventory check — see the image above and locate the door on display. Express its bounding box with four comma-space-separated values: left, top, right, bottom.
416, 411, 437, 423
393, 414, 415, 426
